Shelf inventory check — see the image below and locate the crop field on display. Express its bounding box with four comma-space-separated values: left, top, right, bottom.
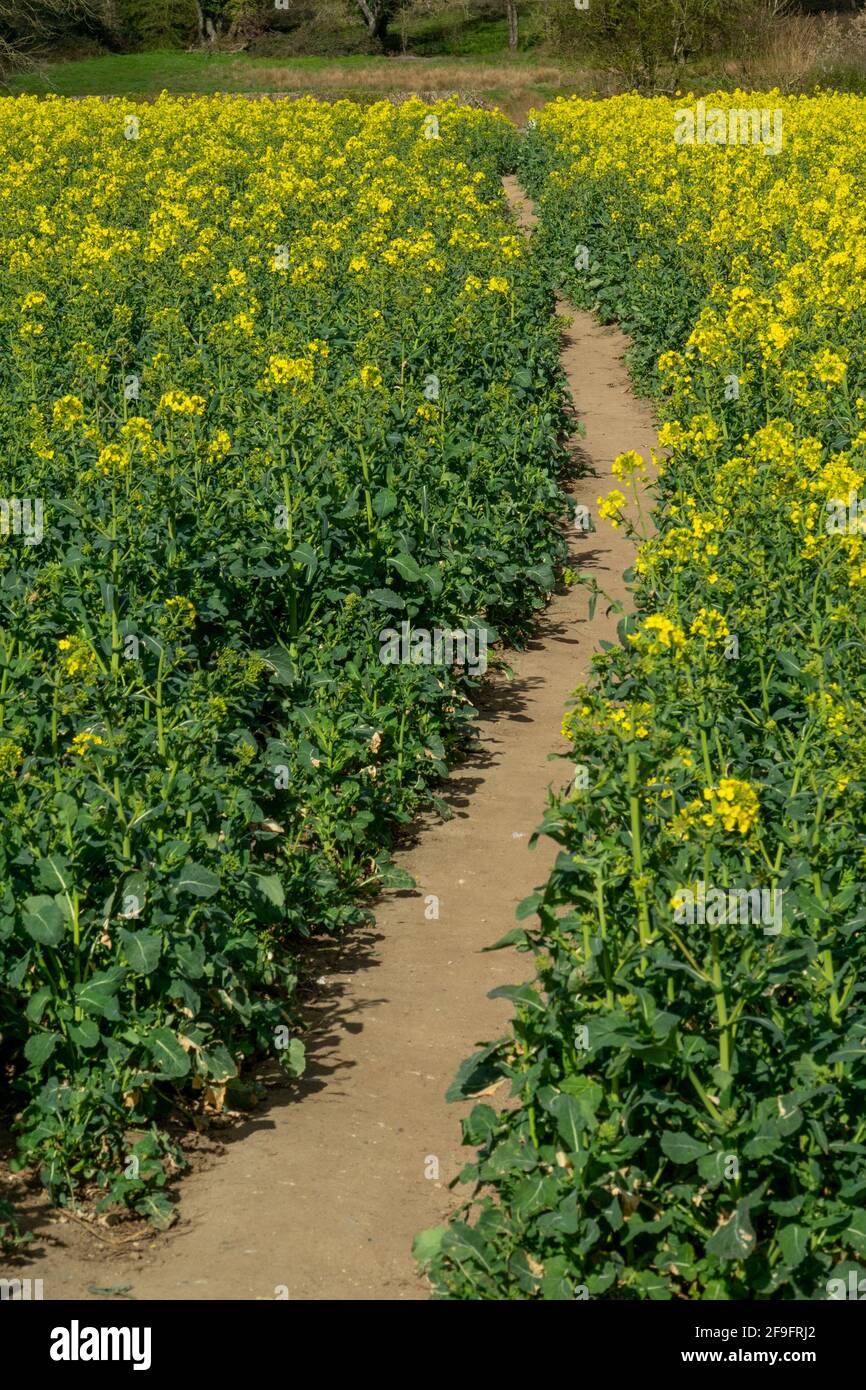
420, 93, 866, 1300
1, 83, 865, 1321
0, 94, 569, 1225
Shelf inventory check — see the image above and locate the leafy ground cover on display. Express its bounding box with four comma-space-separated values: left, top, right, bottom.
418, 93, 866, 1299
0, 94, 571, 1228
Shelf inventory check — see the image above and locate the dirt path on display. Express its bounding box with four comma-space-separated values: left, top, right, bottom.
12, 177, 656, 1302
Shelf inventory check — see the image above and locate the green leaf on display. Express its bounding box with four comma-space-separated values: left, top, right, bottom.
367, 587, 405, 611
413, 1225, 446, 1268
778, 1224, 809, 1270
516, 892, 542, 920
76, 972, 122, 1021
550, 1093, 584, 1153
541, 1264, 575, 1301
697, 1149, 732, 1186
24, 1032, 59, 1068
372, 487, 398, 518
250, 873, 285, 910
25, 986, 52, 1024
661, 1130, 712, 1164
290, 542, 318, 575
514, 1173, 558, 1220
200, 1043, 238, 1083
174, 863, 220, 899
632, 1270, 673, 1299
559, 1074, 603, 1122
120, 928, 162, 975
842, 1210, 866, 1257
284, 1038, 306, 1078
174, 938, 206, 979
22, 896, 65, 946
482, 927, 529, 951
135, 1192, 175, 1231
258, 646, 295, 684
387, 551, 422, 583
377, 860, 416, 890
147, 1027, 191, 1079
446, 1043, 500, 1102
68, 1019, 100, 1049
36, 855, 73, 894
118, 871, 147, 919
706, 1201, 757, 1261
442, 1221, 498, 1275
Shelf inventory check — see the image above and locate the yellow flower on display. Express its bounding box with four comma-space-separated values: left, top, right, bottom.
96, 443, 129, 477
608, 702, 653, 740
689, 607, 729, 643
629, 612, 686, 656
265, 356, 314, 390
764, 322, 790, 354
810, 349, 847, 386
359, 364, 383, 390
52, 395, 85, 430
611, 450, 646, 479
163, 596, 197, 627
207, 429, 231, 461
597, 489, 627, 527
68, 731, 105, 757
0, 741, 24, 776
158, 390, 206, 416
57, 636, 98, 681
704, 779, 760, 835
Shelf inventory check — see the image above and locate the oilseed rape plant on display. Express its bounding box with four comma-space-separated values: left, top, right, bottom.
418, 94, 866, 1299
0, 94, 570, 1224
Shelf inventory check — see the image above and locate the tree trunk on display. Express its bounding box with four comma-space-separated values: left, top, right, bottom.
356, 0, 391, 49
356, 0, 378, 36
506, 0, 518, 51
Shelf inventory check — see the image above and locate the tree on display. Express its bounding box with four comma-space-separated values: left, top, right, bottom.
0, 0, 122, 76
119, 0, 198, 47
506, 0, 518, 50
353, 0, 399, 47
560, 0, 762, 91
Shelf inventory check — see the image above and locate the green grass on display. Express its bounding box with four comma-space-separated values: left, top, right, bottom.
401, 16, 512, 56
3, 51, 325, 97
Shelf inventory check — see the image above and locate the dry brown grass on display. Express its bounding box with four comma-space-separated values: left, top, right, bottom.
734, 11, 866, 91
228, 59, 567, 91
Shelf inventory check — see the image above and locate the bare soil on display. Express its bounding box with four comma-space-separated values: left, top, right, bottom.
3, 176, 656, 1302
